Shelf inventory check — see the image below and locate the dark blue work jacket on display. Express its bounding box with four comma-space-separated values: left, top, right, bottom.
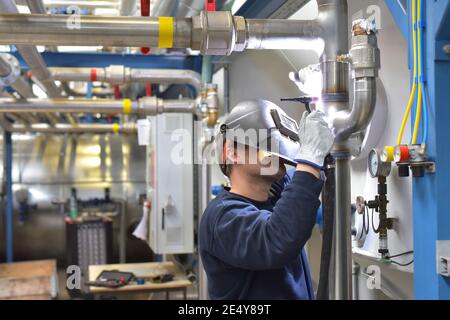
200, 171, 324, 300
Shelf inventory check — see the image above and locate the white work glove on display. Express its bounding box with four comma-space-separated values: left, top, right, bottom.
295, 111, 335, 169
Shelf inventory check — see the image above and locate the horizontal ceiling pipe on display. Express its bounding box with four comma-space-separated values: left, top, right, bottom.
0, 97, 196, 116
0, 0, 68, 125
0, 12, 323, 55
49, 67, 202, 92
1, 122, 137, 134
119, 0, 138, 16
25, 0, 58, 52
41, 1, 120, 10
0, 53, 35, 98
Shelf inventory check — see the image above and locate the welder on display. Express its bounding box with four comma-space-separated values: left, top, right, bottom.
199, 99, 334, 300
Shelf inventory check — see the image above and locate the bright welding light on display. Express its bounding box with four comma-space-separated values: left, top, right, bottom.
289, 63, 323, 97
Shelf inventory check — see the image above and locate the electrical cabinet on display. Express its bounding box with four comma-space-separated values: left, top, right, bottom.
146, 113, 194, 254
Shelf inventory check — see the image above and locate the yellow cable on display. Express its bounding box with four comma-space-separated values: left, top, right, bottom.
412, 0, 422, 145
412, 84, 422, 144
397, 82, 417, 145
397, 0, 418, 146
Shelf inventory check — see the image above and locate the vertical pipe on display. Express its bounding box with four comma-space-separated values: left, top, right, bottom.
317, 155, 335, 300
223, 64, 230, 114
201, 56, 214, 84
334, 155, 352, 300
4, 130, 13, 263
352, 261, 360, 300
198, 137, 214, 300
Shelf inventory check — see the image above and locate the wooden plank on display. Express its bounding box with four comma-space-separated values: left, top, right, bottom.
0, 260, 57, 299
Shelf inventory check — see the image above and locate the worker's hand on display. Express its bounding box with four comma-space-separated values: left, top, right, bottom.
295, 111, 335, 170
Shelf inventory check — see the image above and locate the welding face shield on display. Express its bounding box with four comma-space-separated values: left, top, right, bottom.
216, 99, 301, 177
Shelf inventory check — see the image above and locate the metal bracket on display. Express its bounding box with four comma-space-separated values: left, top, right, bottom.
410, 161, 436, 174
437, 241, 450, 277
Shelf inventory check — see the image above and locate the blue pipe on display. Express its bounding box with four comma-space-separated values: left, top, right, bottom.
4, 131, 13, 263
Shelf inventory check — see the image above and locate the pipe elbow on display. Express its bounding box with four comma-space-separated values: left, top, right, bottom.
332, 77, 376, 141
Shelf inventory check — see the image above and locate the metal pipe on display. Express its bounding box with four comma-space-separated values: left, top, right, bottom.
332, 78, 377, 142
3, 129, 14, 262
150, 0, 178, 17
130, 69, 202, 92
0, 12, 325, 55
0, 14, 193, 48
245, 19, 323, 52
0, 53, 35, 98
50, 67, 202, 93
0, 97, 197, 116
2, 122, 137, 134
0, 0, 66, 125
177, 0, 205, 17
352, 261, 360, 300
25, 0, 58, 52
334, 156, 352, 300
10, 77, 35, 99
119, 0, 138, 16
198, 132, 215, 300
42, 1, 120, 10
25, 0, 46, 14
113, 198, 128, 263
0, 98, 136, 114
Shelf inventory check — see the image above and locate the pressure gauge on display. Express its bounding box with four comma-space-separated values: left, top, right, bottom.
368, 149, 392, 178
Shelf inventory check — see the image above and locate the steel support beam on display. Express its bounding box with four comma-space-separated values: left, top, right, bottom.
406, 0, 450, 299
8, 52, 203, 73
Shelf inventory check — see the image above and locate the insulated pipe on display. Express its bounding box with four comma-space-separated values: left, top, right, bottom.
1, 122, 137, 134
49, 67, 202, 93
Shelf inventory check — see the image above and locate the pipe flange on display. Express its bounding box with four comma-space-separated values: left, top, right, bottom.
0, 54, 21, 87
192, 11, 236, 56
233, 16, 247, 52
105, 65, 127, 84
